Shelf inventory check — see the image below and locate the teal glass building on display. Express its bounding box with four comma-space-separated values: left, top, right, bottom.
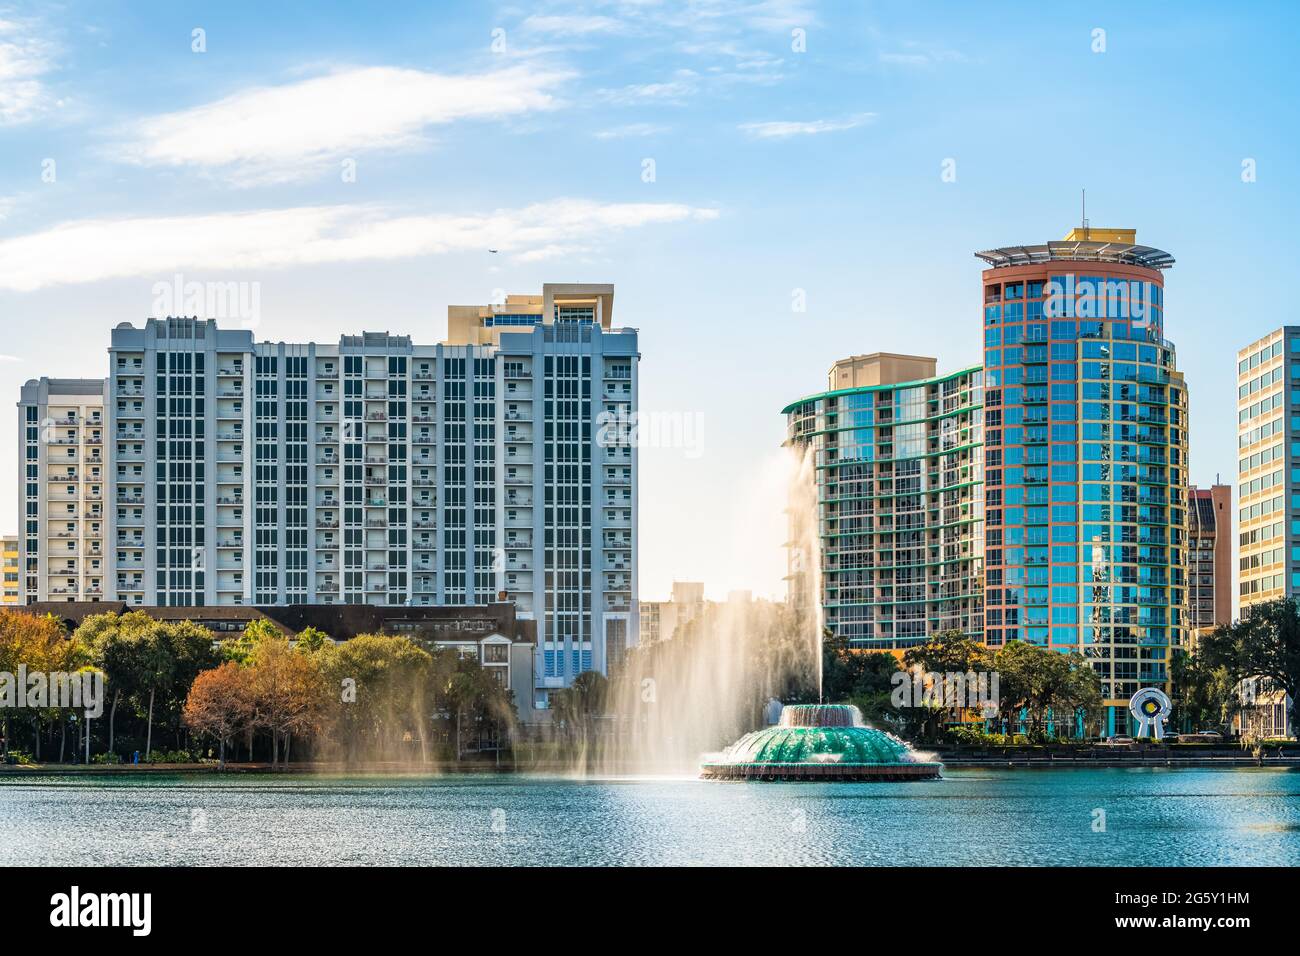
784, 354, 984, 652
975, 228, 1189, 734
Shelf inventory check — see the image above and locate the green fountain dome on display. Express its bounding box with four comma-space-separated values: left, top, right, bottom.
701, 704, 941, 781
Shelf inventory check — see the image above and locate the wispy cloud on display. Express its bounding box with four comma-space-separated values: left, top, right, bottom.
594, 122, 669, 139
114, 65, 573, 185
598, 71, 699, 105
739, 112, 875, 139
0, 15, 59, 124
0, 199, 720, 292
605, 0, 815, 32
521, 14, 629, 36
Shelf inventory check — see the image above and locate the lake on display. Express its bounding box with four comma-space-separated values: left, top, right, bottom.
2, 768, 1298, 866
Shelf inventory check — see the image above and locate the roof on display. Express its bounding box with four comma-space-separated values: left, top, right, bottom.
19, 602, 536, 644
974, 239, 1174, 271
781, 364, 982, 415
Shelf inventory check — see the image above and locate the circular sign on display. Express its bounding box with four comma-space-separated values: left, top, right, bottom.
1129, 687, 1172, 739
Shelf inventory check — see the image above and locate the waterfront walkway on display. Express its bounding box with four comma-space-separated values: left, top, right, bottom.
936, 746, 1300, 769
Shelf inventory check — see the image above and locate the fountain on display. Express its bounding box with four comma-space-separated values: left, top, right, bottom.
700, 703, 942, 781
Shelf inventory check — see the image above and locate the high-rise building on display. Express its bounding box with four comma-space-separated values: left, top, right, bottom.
1, 535, 20, 605
976, 226, 1189, 734
1235, 328, 1295, 611
446, 284, 638, 697
16, 378, 108, 603
784, 353, 985, 652
23, 283, 634, 704
638, 580, 707, 643
1187, 483, 1232, 634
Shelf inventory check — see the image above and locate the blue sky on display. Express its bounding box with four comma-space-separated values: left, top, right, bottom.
0, 1, 1295, 599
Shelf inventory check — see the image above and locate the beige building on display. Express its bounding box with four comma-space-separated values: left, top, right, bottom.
1236, 329, 1290, 610
827, 353, 938, 391
17, 378, 108, 603
446, 285, 616, 346
638, 580, 708, 643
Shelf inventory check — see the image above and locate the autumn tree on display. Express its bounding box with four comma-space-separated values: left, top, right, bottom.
0, 611, 77, 759
247, 635, 326, 767
183, 662, 254, 768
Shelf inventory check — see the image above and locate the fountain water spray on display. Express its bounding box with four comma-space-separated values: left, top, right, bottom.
576, 446, 825, 775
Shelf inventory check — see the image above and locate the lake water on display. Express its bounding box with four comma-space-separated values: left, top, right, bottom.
2, 768, 1298, 866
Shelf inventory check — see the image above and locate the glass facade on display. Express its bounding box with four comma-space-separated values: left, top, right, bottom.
980, 265, 1188, 715
785, 367, 985, 651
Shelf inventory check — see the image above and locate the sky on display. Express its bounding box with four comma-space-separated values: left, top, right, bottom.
0, 1, 1295, 601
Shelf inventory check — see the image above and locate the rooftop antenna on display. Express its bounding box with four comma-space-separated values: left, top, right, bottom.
1081, 188, 1089, 239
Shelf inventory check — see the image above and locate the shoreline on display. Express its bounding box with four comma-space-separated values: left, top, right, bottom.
3, 753, 1299, 776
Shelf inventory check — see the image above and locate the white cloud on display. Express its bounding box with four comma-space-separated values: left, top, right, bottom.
0, 17, 58, 124
0, 199, 720, 292
606, 0, 814, 32
114, 65, 573, 185
594, 122, 669, 139
739, 112, 875, 139
521, 14, 628, 35
598, 72, 699, 104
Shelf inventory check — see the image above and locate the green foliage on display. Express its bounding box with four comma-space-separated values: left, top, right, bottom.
821, 630, 902, 725
1200, 598, 1300, 735
220, 618, 282, 664
144, 749, 196, 764
897, 630, 995, 741
295, 626, 331, 653
992, 641, 1102, 742
1169, 648, 1236, 733
0, 609, 517, 765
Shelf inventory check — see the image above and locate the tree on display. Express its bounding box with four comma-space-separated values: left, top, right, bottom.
900, 629, 994, 741
135, 627, 176, 760
819, 630, 902, 724
81, 611, 155, 756
220, 618, 283, 664
1200, 599, 1300, 737
295, 626, 332, 654
162, 621, 220, 752
247, 635, 326, 768
447, 658, 514, 757
183, 662, 254, 768
993, 642, 1102, 742
551, 671, 608, 745
1170, 648, 1236, 733
0, 612, 69, 757
318, 634, 435, 764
